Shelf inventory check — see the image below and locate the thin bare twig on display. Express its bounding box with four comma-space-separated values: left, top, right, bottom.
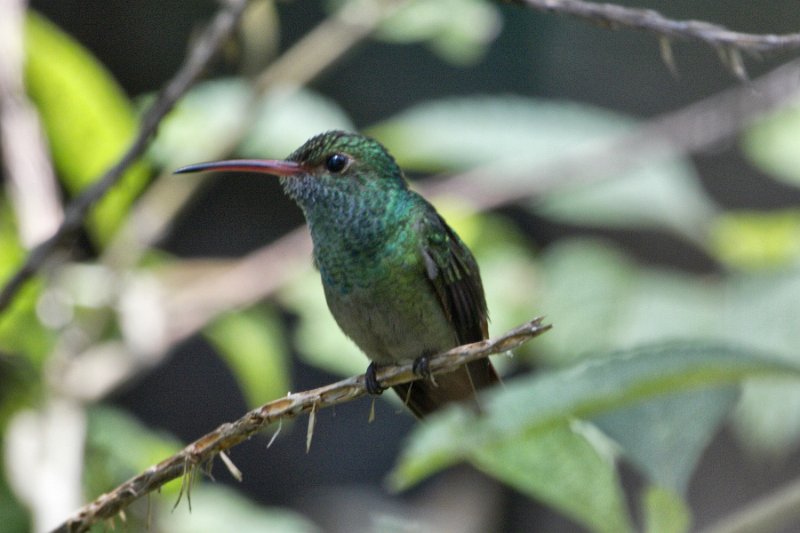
0, 0, 249, 315
0, 0, 63, 248
51, 317, 551, 533
514, 0, 800, 54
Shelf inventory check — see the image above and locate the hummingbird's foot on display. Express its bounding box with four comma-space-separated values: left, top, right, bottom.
365, 362, 385, 396
412, 354, 437, 387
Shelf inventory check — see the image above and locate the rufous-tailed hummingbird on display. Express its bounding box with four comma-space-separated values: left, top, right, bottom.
175, 131, 499, 417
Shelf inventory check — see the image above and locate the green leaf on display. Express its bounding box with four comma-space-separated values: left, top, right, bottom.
594, 387, 737, 494
535, 239, 719, 364
369, 97, 715, 240
719, 270, 800, 457
485, 343, 796, 438
151, 82, 353, 165
732, 380, 800, 459
84, 405, 182, 497
642, 485, 691, 533
24, 12, 150, 245
533, 239, 800, 457
0, 463, 30, 533
473, 423, 633, 533
370, 97, 629, 173
394, 343, 796, 531
0, 206, 25, 280
239, 86, 354, 158
533, 239, 800, 458
374, 0, 502, 64
710, 209, 800, 270
391, 412, 633, 533
535, 240, 638, 363
0, 203, 54, 364
741, 99, 800, 187
205, 306, 290, 408
534, 160, 715, 240
162, 484, 321, 533
0, 281, 52, 368
147, 78, 253, 168
390, 407, 471, 487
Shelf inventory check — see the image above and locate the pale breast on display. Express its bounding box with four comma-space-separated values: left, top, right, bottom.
322, 260, 457, 365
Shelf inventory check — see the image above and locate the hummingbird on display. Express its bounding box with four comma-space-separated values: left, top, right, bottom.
175, 130, 499, 418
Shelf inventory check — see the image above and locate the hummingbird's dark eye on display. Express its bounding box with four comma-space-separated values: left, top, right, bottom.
325, 153, 349, 173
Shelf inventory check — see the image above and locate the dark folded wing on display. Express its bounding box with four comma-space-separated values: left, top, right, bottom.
391, 206, 498, 418
417, 209, 488, 344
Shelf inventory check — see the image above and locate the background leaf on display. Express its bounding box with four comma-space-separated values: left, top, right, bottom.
471, 423, 633, 533
391, 412, 633, 533
721, 271, 800, 456
84, 406, 182, 498
161, 484, 321, 533
394, 343, 798, 531
369, 96, 716, 240
205, 306, 290, 408
593, 387, 738, 494
0, 205, 53, 364
710, 209, 800, 270
395, 344, 800, 474
642, 485, 691, 533
0, 472, 29, 533
483, 343, 798, 440
239, 86, 355, 158
742, 99, 800, 187
147, 79, 253, 168
534, 239, 719, 364
374, 0, 502, 64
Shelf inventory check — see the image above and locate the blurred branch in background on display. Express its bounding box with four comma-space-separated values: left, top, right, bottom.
0, 0, 249, 315
52, 318, 550, 533
0, 0, 63, 248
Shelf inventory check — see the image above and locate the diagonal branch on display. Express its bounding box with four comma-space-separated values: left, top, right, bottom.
0, 0, 249, 315
50, 317, 551, 533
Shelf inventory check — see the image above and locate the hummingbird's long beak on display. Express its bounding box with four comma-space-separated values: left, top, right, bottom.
174, 159, 305, 177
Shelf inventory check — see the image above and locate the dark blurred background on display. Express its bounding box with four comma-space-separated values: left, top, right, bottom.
23, 1, 800, 531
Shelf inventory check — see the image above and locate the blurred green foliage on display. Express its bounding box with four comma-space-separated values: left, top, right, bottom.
3, 2, 800, 533
205, 306, 290, 408
160, 485, 321, 533
372, 0, 502, 64
393, 344, 800, 533
83, 406, 183, 500
24, 13, 151, 245
743, 100, 800, 187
